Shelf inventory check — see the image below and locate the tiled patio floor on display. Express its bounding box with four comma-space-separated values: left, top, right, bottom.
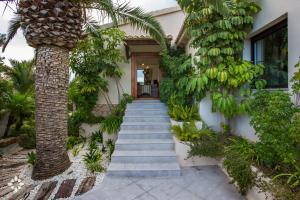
75, 166, 244, 200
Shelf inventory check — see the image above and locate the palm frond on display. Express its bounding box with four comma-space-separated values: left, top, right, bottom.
88, 0, 118, 25
2, 14, 21, 52
114, 2, 167, 51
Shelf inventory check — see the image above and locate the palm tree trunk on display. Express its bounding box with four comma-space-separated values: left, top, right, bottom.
32, 45, 71, 180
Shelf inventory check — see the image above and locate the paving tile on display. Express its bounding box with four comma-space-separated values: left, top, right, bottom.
54, 179, 76, 199
147, 181, 182, 200
75, 176, 96, 196
172, 189, 204, 200
34, 181, 57, 200
134, 192, 158, 200
75, 167, 245, 200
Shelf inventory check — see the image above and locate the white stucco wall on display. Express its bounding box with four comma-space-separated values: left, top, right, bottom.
232, 0, 300, 141
97, 8, 185, 105
188, 0, 300, 141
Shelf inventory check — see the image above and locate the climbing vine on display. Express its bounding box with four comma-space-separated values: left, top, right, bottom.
178, 0, 265, 121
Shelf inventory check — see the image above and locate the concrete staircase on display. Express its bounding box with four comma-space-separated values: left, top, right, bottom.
107, 100, 181, 177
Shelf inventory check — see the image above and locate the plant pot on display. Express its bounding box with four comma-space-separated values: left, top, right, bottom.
170, 119, 203, 129
173, 136, 219, 167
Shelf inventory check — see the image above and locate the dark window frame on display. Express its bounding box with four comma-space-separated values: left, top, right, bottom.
251, 19, 288, 89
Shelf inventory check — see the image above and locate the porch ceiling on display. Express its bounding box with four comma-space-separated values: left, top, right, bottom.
124, 36, 161, 58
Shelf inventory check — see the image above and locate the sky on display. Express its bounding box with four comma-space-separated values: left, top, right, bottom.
0, 0, 178, 65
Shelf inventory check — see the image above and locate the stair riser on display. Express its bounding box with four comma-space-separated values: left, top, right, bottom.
123, 117, 170, 123
127, 106, 166, 110
121, 125, 170, 131
111, 156, 177, 163
116, 143, 174, 151
133, 100, 161, 103
125, 110, 167, 115
107, 170, 181, 177
118, 133, 172, 139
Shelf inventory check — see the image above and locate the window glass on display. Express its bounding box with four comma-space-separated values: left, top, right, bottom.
252, 20, 288, 88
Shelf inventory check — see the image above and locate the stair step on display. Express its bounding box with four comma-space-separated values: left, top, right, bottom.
118, 131, 172, 139
123, 116, 170, 123
107, 162, 181, 177
121, 123, 170, 131
116, 139, 174, 150
133, 100, 161, 103
125, 110, 167, 115
111, 150, 177, 163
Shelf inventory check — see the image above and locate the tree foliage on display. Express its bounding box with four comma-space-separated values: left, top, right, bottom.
178, 0, 265, 119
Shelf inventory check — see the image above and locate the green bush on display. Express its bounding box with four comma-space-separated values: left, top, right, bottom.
91, 131, 102, 144
159, 78, 175, 103
27, 151, 36, 166
249, 90, 299, 168
100, 115, 122, 134
188, 130, 226, 158
83, 149, 104, 173
18, 120, 36, 149
171, 121, 202, 141
168, 104, 201, 121
67, 135, 85, 150
106, 139, 115, 161
224, 151, 256, 195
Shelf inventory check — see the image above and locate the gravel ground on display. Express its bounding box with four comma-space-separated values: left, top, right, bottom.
5, 143, 109, 200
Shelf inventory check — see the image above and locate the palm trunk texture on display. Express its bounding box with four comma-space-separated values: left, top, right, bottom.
32, 45, 70, 180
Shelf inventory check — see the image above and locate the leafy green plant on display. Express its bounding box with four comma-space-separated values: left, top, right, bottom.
224, 149, 256, 195
188, 129, 226, 158
100, 115, 122, 134
171, 121, 202, 141
106, 139, 115, 161
159, 78, 175, 103
83, 149, 104, 173
249, 90, 299, 168
178, 0, 264, 127
27, 151, 36, 166
89, 140, 98, 151
18, 120, 36, 149
273, 165, 300, 189
169, 104, 201, 121
72, 143, 84, 157
91, 131, 103, 144
67, 136, 85, 150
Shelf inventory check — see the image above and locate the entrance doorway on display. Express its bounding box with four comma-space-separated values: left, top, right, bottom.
131, 53, 161, 99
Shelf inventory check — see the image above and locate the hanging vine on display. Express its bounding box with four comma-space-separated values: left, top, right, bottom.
178, 0, 265, 122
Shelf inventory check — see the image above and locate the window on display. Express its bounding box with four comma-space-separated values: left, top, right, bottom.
251, 19, 288, 88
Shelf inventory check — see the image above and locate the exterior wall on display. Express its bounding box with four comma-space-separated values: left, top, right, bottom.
96, 8, 185, 107
184, 0, 300, 141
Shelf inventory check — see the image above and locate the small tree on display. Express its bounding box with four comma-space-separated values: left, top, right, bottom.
178, 0, 265, 129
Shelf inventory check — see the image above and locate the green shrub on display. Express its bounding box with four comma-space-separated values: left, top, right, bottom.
27, 151, 36, 166
249, 90, 299, 168
88, 140, 98, 151
72, 143, 84, 157
83, 149, 104, 173
91, 131, 102, 144
159, 78, 175, 103
171, 121, 202, 141
106, 139, 115, 161
224, 150, 256, 195
274, 165, 300, 189
188, 130, 226, 158
100, 115, 122, 134
169, 104, 201, 121
18, 120, 36, 149
67, 135, 85, 150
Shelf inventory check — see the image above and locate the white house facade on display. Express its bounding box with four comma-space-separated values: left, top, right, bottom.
94, 1, 300, 141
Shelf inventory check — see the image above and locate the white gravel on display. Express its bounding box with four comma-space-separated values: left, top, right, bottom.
12, 143, 109, 200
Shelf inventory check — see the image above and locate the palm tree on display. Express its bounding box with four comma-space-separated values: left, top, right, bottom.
2, 0, 167, 180
1, 59, 35, 94
0, 59, 35, 137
